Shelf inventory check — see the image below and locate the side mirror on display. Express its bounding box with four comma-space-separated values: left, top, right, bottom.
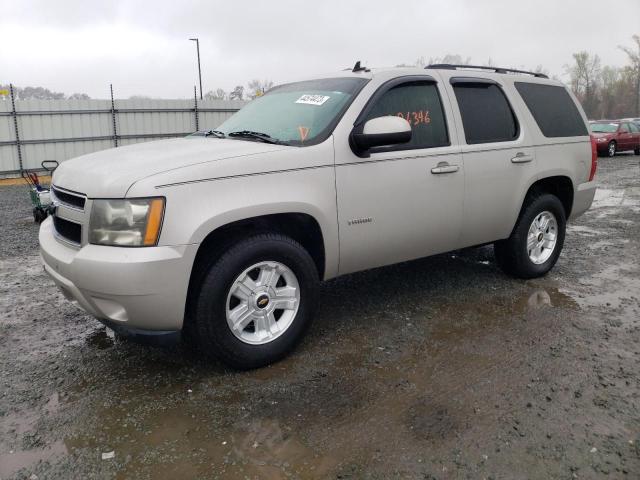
351, 116, 412, 153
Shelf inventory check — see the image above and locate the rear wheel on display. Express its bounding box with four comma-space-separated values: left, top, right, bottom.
187, 233, 319, 369
634, 146, 640, 155
607, 141, 616, 157
494, 193, 566, 279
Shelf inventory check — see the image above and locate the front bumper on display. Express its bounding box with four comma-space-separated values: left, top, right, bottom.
39, 217, 198, 332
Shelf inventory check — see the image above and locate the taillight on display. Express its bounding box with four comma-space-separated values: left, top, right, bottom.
589, 135, 598, 181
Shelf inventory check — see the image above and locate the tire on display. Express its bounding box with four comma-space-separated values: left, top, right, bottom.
186, 233, 319, 369
494, 193, 566, 279
634, 146, 640, 156
607, 141, 616, 157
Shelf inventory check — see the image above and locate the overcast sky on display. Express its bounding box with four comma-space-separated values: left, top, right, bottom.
2, 0, 639, 99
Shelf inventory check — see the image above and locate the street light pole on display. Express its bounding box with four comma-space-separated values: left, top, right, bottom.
189, 38, 203, 100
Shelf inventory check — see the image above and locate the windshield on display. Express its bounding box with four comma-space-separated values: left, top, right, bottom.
590, 122, 618, 133
215, 77, 368, 146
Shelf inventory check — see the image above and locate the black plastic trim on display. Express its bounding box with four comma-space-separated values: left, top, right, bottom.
53, 216, 82, 245
351, 130, 412, 150
99, 319, 181, 347
52, 186, 86, 210
450, 76, 500, 86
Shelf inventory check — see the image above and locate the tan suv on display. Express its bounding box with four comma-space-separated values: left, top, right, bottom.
40, 63, 597, 369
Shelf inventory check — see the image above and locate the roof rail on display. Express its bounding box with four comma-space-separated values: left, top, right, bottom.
425, 64, 548, 79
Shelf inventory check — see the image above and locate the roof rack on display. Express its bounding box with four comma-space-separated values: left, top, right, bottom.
425, 64, 548, 79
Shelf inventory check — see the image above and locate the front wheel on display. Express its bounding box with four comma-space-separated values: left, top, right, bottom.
494, 193, 566, 279
607, 141, 616, 157
187, 233, 319, 369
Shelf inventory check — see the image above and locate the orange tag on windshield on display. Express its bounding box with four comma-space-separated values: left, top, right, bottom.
298, 126, 310, 142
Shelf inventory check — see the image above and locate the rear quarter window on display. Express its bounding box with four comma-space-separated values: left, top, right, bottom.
514, 82, 588, 138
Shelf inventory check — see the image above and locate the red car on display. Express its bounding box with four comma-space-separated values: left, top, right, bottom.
590, 120, 640, 157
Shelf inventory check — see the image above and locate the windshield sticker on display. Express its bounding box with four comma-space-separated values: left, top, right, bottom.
295, 95, 330, 106
298, 126, 310, 142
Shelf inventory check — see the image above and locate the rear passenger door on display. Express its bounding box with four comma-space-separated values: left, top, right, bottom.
444, 76, 538, 247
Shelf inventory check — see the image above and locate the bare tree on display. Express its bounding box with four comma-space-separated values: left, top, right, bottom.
599, 66, 620, 118
533, 65, 549, 76
68, 93, 91, 100
229, 85, 244, 101
619, 34, 640, 116
246, 79, 274, 99
428, 54, 472, 65
565, 51, 602, 118
204, 88, 227, 100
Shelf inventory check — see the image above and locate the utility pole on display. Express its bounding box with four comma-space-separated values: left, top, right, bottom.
189, 38, 203, 100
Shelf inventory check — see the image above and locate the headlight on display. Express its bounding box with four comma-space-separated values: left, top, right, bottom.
597, 137, 607, 142
89, 197, 165, 247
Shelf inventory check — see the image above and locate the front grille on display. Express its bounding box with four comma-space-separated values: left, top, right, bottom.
53, 216, 82, 245
52, 186, 86, 210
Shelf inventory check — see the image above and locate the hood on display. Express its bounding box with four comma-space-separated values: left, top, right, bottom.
52, 137, 285, 197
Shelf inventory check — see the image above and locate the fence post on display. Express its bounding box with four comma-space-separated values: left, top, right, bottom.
110, 84, 118, 147
9, 84, 24, 172
194, 85, 199, 132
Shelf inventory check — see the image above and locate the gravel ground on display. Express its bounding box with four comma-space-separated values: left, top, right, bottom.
1, 156, 639, 479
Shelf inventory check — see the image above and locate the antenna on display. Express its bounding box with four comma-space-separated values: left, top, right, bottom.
352, 61, 369, 73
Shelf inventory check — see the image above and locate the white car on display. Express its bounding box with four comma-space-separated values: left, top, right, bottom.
40, 63, 597, 368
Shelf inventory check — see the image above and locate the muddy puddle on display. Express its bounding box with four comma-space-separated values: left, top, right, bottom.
2, 278, 581, 479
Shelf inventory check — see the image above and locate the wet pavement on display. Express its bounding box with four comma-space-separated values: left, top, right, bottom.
1, 155, 639, 479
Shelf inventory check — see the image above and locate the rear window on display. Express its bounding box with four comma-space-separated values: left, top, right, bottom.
452, 83, 519, 144
515, 82, 588, 137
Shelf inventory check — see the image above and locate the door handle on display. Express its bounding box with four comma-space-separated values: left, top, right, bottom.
511, 152, 533, 164
431, 162, 459, 174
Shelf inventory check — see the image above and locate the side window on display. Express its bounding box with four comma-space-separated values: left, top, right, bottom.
363, 82, 449, 150
629, 123, 640, 133
619, 123, 630, 133
514, 82, 588, 137
452, 82, 519, 144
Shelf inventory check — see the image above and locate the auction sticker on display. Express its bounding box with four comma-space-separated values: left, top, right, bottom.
295, 94, 330, 106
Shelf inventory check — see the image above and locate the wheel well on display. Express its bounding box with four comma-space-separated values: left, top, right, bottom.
190, 213, 326, 282
524, 176, 574, 217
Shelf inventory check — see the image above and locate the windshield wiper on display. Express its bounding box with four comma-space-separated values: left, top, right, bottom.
203, 129, 226, 138
227, 130, 287, 145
